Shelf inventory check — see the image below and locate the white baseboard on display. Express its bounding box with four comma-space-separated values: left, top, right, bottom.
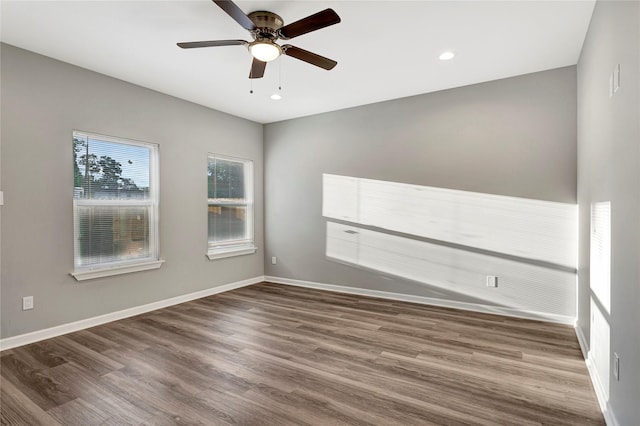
574, 325, 620, 426
0, 275, 264, 351
264, 276, 576, 325
575, 323, 589, 359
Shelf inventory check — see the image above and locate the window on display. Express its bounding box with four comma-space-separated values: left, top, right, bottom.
72, 131, 162, 280
207, 154, 256, 259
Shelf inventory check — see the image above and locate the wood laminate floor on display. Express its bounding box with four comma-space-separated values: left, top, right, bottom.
1, 282, 604, 426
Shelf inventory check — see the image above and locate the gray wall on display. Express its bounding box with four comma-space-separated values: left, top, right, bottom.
264, 67, 577, 313
577, 1, 640, 424
0, 44, 264, 339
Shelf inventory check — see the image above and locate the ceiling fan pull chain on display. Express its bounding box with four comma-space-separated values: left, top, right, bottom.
279, 57, 283, 92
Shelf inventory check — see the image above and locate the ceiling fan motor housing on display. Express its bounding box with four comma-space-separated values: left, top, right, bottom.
248, 11, 283, 40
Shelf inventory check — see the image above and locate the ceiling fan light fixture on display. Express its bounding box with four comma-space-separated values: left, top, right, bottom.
249, 40, 282, 62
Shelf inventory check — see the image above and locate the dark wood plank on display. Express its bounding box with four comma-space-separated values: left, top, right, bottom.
1, 282, 605, 426
0, 378, 61, 425
0, 353, 76, 412
45, 362, 156, 424
46, 397, 111, 425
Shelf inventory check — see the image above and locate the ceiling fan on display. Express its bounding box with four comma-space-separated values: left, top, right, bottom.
177, 0, 341, 79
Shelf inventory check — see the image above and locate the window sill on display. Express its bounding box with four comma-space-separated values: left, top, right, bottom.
207, 245, 257, 260
71, 260, 165, 281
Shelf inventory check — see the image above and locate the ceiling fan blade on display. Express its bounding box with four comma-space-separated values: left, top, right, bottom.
213, 0, 256, 31
282, 45, 337, 70
177, 40, 248, 49
278, 8, 340, 40
249, 58, 266, 79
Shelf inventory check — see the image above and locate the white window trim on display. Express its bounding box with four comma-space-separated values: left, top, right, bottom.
206, 244, 257, 260
207, 153, 256, 260
72, 131, 163, 280
71, 260, 165, 281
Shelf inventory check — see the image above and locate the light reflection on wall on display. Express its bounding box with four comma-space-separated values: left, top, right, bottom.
590, 202, 611, 314
327, 222, 576, 318
589, 201, 611, 401
323, 174, 577, 268
323, 174, 578, 321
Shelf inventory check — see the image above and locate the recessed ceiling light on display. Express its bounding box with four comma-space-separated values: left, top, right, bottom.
270, 93, 282, 100
439, 51, 455, 61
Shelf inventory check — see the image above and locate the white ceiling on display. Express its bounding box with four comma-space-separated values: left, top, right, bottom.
1, 1, 595, 124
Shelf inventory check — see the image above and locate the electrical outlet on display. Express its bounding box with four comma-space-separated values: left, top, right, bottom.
613, 352, 620, 380
22, 296, 34, 311
486, 276, 498, 288
271, 256, 277, 265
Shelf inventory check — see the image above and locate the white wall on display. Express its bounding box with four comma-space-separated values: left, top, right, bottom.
577, 1, 640, 424
0, 44, 264, 339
